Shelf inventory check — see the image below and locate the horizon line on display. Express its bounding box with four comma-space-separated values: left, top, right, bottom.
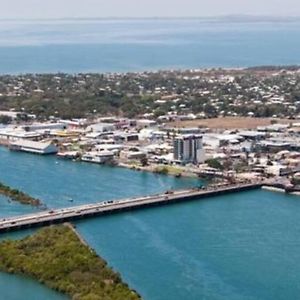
1, 14, 300, 21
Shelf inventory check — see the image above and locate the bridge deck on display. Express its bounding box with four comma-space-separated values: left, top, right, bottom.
0, 183, 262, 233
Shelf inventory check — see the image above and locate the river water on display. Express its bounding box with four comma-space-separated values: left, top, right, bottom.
0, 147, 299, 299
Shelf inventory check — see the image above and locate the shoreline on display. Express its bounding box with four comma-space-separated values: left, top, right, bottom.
63, 222, 89, 246
0, 64, 299, 81
0, 181, 43, 207
261, 186, 286, 193
0, 224, 141, 300
262, 185, 300, 196
117, 162, 199, 179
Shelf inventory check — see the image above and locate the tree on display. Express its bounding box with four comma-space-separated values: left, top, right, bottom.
140, 156, 148, 167
0, 115, 12, 124
203, 104, 218, 118
206, 158, 223, 170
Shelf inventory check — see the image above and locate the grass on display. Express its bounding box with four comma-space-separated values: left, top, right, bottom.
169, 116, 297, 129
153, 165, 182, 176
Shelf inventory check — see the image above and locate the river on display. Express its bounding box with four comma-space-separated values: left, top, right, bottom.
0, 147, 299, 299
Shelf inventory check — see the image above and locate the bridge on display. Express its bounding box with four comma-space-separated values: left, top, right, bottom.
0, 182, 263, 233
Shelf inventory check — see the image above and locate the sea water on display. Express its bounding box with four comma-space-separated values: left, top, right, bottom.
0, 18, 299, 74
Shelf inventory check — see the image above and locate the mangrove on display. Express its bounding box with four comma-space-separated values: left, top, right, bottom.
0, 224, 141, 300
0, 182, 41, 206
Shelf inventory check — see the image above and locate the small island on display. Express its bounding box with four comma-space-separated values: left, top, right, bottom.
0, 182, 41, 206
0, 224, 140, 300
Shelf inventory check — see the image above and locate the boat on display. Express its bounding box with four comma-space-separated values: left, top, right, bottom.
81, 151, 114, 164
57, 151, 79, 160
285, 185, 300, 194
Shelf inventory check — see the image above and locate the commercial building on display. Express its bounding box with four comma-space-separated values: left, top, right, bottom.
86, 123, 115, 133
9, 140, 58, 155
173, 134, 205, 164
0, 129, 43, 142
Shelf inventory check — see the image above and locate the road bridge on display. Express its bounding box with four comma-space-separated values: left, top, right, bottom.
0, 182, 262, 233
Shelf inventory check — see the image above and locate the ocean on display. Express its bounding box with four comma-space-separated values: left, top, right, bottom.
0, 18, 299, 74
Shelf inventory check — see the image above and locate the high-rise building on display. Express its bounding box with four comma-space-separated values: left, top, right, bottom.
173, 134, 205, 164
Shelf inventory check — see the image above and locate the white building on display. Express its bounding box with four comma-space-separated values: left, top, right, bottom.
81, 151, 114, 164
136, 119, 157, 128
0, 129, 42, 142
22, 123, 66, 132
86, 123, 115, 133
9, 140, 58, 155
173, 134, 205, 164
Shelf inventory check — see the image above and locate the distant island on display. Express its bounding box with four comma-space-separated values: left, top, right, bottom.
0, 224, 140, 300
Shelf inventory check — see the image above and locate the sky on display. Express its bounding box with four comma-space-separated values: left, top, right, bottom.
0, 0, 300, 19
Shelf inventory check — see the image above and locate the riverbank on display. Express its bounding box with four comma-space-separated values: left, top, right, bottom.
0, 182, 41, 206
118, 162, 198, 178
0, 224, 141, 300
262, 183, 300, 196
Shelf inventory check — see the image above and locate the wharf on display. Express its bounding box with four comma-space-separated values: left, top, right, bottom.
0, 182, 262, 233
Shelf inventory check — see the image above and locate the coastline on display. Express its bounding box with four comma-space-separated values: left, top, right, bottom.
261, 186, 286, 193
64, 222, 89, 246
0, 224, 141, 300
117, 162, 199, 179
0, 181, 42, 207
262, 185, 300, 196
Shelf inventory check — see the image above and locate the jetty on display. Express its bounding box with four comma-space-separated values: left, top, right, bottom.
0, 182, 262, 233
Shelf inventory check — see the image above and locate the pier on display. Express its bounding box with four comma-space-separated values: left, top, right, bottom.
0, 182, 262, 233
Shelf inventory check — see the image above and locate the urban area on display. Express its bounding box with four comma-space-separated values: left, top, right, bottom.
0, 67, 299, 193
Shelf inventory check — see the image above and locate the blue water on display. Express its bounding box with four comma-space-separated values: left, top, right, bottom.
0, 147, 198, 299
0, 272, 67, 300
77, 189, 300, 300
0, 19, 300, 74
1, 17, 300, 300
0, 147, 197, 216
0, 147, 300, 299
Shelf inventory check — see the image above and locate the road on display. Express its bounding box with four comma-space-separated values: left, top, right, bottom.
0, 182, 262, 233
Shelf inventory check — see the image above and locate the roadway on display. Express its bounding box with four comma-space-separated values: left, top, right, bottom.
0, 182, 262, 233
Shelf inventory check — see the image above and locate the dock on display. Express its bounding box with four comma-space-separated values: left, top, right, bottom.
0, 182, 262, 233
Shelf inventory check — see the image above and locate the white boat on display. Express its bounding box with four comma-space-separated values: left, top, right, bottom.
81, 151, 114, 164
57, 151, 79, 159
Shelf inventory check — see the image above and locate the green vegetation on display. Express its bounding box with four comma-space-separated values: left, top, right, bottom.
153, 165, 183, 176
206, 158, 223, 170
0, 115, 12, 124
0, 69, 300, 120
0, 225, 141, 300
154, 166, 169, 175
140, 157, 148, 167
0, 182, 41, 206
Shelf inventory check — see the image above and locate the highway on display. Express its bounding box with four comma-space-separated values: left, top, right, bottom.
0, 182, 262, 233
